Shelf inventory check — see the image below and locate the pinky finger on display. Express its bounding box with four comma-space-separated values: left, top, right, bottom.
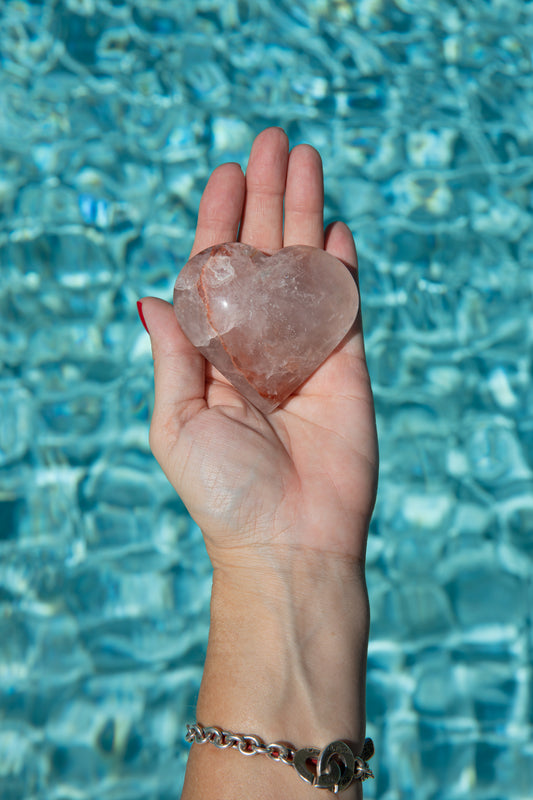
324, 221, 358, 272
324, 221, 367, 359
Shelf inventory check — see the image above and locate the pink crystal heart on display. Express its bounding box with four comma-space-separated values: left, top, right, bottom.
173, 242, 359, 414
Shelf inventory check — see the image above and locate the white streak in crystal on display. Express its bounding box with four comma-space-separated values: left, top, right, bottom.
205, 256, 235, 285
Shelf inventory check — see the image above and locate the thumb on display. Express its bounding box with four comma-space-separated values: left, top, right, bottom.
137, 297, 207, 441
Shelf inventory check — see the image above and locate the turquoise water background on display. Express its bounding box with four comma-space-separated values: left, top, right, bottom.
1, 0, 532, 798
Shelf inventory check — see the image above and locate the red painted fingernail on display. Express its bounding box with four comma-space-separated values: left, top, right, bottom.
137, 300, 149, 334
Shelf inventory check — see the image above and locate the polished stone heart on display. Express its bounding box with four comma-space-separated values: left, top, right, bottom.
173, 243, 359, 413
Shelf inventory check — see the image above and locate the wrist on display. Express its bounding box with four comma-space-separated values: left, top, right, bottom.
197, 552, 369, 748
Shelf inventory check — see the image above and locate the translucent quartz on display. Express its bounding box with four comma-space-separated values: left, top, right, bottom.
173, 243, 359, 413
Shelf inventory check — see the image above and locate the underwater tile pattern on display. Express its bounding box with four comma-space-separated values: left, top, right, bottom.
1, 0, 532, 797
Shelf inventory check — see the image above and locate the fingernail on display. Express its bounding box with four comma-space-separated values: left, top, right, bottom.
137, 300, 149, 334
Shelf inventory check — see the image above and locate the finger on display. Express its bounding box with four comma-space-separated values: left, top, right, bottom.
283, 144, 324, 248
190, 163, 245, 258
138, 297, 206, 442
239, 127, 289, 250
324, 221, 367, 360
324, 220, 357, 271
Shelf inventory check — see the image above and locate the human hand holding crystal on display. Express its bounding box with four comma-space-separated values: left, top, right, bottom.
139, 127, 378, 798
139, 127, 378, 581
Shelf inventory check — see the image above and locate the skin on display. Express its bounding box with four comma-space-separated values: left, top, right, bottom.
140, 127, 379, 799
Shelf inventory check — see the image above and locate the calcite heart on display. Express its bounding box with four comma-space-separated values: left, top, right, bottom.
173, 243, 359, 414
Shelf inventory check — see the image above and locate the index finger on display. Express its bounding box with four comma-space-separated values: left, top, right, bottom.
190, 162, 245, 258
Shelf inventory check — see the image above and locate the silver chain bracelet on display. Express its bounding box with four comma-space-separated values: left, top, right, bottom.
186, 722, 374, 794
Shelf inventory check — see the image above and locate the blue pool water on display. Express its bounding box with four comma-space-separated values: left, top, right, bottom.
1, 0, 532, 798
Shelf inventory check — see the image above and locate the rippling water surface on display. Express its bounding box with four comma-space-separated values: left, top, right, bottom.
1, 1, 532, 798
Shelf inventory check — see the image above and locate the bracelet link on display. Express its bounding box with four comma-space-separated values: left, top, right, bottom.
266, 742, 294, 764
238, 734, 264, 755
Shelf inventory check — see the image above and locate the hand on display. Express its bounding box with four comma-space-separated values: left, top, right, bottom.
141, 127, 378, 800
140, 127, 378, 583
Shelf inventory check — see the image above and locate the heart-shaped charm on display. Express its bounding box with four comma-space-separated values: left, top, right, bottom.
293, 741, 356, 793
173, 243, 359, 413
294, 747, 327, 786
316, 740, 356, 793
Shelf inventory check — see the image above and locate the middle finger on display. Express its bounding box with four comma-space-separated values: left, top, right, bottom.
239, 127, 289, 251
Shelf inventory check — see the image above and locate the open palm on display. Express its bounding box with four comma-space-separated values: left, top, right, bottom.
141, 128, 378, 578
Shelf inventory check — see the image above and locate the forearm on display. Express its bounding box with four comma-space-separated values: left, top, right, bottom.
182, 552, 370, 800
